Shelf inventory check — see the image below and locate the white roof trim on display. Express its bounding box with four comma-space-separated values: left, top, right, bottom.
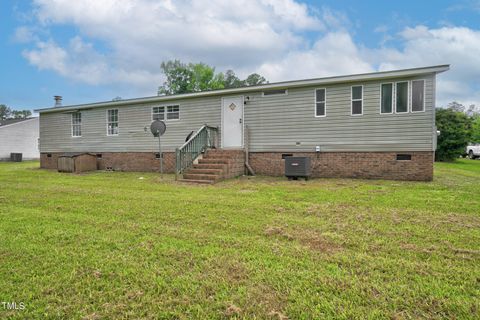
0, 117, 38, 129
34, 65, 449, 113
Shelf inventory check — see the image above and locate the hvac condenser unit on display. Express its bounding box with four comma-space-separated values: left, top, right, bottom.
285, 156, 311, 180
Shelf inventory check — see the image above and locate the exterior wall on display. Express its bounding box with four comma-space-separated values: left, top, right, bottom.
0, 118, 39, 160
244, 74, 436, 152
39, 96, 222, 153
41, 152, 175, 173
39, 74, 437, 155
249, 152, 434, 181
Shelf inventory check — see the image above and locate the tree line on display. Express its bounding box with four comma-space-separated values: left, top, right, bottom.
0, 104, 32, 120
157, 60, 267, 95
436, 102, 480, 161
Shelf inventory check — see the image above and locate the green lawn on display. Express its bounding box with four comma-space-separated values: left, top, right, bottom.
0, 160, 479, 319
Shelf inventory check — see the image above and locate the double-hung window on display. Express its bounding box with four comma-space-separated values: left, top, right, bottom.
381, 83, 394, 114
351, 86, 363, 115
71, 112, 81, 137
152, 106, 165, 120
107, 109, 119, 135
411, 80, 425, 112
166, 105, 180, 120
153, 105, 179, 121
315, 88, 326, 117
395, 82, 409, 113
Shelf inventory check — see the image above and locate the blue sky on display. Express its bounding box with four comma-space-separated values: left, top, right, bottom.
1, 0, 480, 113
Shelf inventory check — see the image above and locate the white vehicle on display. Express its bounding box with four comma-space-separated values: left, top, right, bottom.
466, 143, 480, 159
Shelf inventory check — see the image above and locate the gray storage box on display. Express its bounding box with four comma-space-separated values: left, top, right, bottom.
10, 153, 22, 162
285, 156, 311, 180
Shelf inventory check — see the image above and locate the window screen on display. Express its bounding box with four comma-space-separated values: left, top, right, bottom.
71, 112, 81, 137
396, 82, 409, 113
381, 83, 393, 114
351, 86, 363, 115
315, 88, 326, 117
167, 105, 180, 120
107, 109, 119, 135
411, 80, 425, 112
152, 106, 165, 120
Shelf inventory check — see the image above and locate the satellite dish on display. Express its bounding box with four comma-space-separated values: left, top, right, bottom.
150, 120, 166, 137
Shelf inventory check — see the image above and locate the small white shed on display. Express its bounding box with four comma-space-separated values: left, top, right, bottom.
0, 118, 39, 160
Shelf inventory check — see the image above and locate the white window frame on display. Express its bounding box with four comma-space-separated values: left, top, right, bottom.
395, 81, 410, 114
261, 89, 288, 97
71, 112, 82, 137
106, 109, 119, 136
411, 79, 426, 113
351, 85, 363, 116
166, 105, 180, 121
380, 82, 394, 115
152, 106, 165, 121
314, 88, 326, 118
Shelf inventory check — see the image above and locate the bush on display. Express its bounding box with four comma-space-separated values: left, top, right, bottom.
435, 108, 472, 161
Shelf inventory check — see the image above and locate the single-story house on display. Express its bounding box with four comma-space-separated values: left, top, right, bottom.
34, 65, 449, 182
0, 117, 39, 161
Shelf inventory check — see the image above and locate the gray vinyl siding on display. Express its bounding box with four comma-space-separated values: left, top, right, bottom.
40, 96, 221, 153
39, 73, 436, 153
244, 74, 435, 152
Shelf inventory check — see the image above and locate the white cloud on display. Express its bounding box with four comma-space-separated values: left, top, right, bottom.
376, 26, 480, 107
22, 0, 326, 95
17, 1, 480, 107
258, 32, 373, 81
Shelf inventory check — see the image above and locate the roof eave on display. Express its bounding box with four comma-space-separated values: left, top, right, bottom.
34, 64, 450, 113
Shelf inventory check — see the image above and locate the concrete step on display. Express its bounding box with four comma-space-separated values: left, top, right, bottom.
186, 168, 223, 175
183, 173, 221, 181
178, 179, 214, 184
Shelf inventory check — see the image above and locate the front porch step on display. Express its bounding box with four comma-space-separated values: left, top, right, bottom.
198, 158, 231, 164
178, 179, 214, 184
186, 168, 223, 175
193, 163, 227, 170
180, 148, 245, 184
183, 173, 221, 181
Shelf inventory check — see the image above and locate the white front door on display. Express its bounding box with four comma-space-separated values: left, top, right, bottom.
222, 96, 243, 148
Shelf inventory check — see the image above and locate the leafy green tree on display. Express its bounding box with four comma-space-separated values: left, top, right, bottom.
157, 60, 268, 95
158, 60, 194, 95
0, 104, 11, 120
224, 70, 243, 89
11, 110, 32, 119
244, 73, 267, 86
471, 115, 480, 142
435, 108, 472, 161
190, 63, 225, 92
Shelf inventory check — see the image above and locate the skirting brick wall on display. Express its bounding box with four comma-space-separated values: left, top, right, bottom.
248, 152, 434, 181
41, 152, 175, 173
41, 151, 434, 181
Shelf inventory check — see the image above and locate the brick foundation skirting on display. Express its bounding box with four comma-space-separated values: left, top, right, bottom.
40, 152, 175, 173
41, 151, 434, 181
248, 151, 434, 181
